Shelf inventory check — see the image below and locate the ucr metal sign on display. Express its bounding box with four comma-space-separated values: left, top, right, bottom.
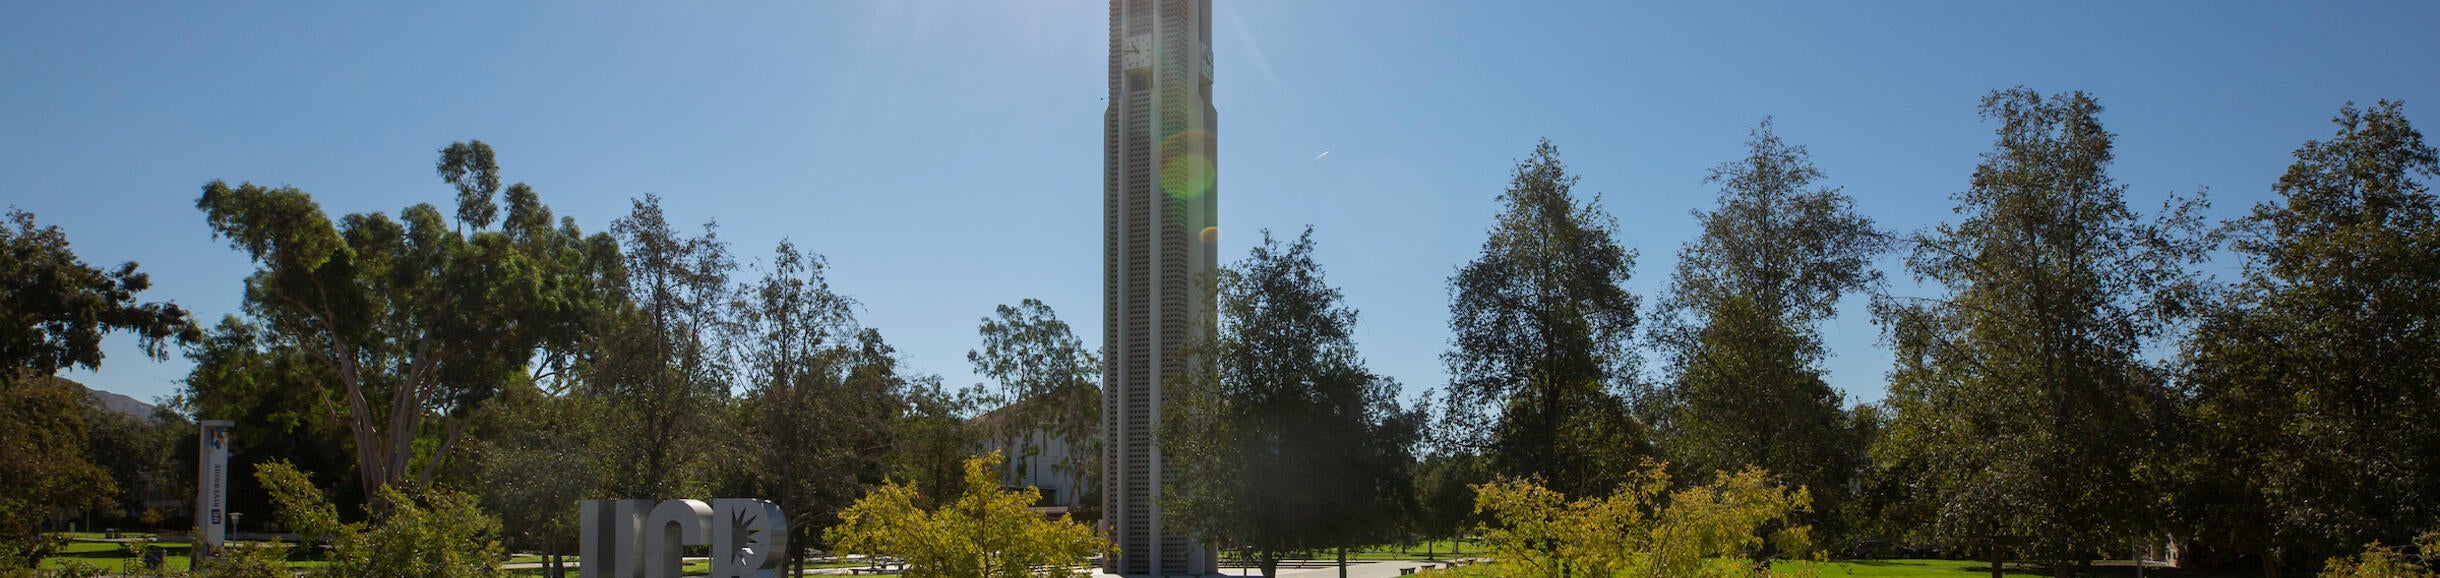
580, 499, 786, 578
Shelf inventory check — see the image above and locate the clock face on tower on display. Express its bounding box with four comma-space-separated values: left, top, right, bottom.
1122, 34, 1152, 70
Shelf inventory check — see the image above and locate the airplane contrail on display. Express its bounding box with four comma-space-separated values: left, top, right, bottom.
1314, 150, 1331, 160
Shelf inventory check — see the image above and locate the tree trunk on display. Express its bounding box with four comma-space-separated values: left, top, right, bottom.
1261, 556, 1279, 578
1338, 547, 1348, 578
1991, 548, 2003, 578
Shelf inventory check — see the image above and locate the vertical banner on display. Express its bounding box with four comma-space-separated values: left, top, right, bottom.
196, 420, 233, 563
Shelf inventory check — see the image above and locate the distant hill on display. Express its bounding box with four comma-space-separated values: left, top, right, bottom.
89, 386, 159, 422
48, 375, 162, 422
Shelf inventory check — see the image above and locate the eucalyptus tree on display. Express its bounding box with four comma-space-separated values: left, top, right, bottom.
2181, 100, 2440, 572
1443, 139, 1648, 499
1874, 89, 2208, 577
195, 141, 614, 503
176, 317, 365, 521
1649, 119, 1888, 546
966, 298, 1099, 499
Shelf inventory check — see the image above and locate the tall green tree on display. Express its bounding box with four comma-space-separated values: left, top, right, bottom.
725, 240, 904, 576
1409, 448, 1489, 560
79, 394, 184, 524
590, 193, 735, 499
0, 208, 197, 373
176, 317, 366, 522
194, 141, 613, 503
1443, 139, 1649, 499
1166, 229, 1422, 578
1, 207, 196, 562
1875, 89, 2207, 577
889, 372, 982, 511
0, 373, 116, 565
2181, 100, 2440, 572
966, 298, 1099, 504
1649, 119, 1888, 547
469, 381, 599, 578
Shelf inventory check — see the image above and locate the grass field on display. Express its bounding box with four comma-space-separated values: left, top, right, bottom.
38, 534, 2247, 577
503, 561, 709, 577
37, 539, 194, 573
1227, 540, 1487, 563
1796, 559, 2083, 577
35, 537, 333, 573
1804, 560, 2245, 578
1420, 559, 2246, 578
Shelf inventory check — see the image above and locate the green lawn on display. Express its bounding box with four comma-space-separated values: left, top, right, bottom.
38, 539, 193, 573
499, 555, 867, 576
1796, 559, 2063, 577
1350, 540, 1485, 561
45, 540, 864, 578
505, 561, 709, 577
48, 531, 163, 541
1797, 559, 2247, 578
1423, 559, 2245, 578
1225, 540, 1487, 563
36, 537, 330, 573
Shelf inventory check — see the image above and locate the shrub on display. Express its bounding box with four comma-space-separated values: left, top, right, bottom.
1473, 460, 1815, 578
195, 540, 293, 578
256, 460, 504, 578
827, 451, 1112, 578
2321, 529, 2440, 578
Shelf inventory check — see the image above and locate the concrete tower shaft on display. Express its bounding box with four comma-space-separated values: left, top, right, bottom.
1102, 0, 1218, 575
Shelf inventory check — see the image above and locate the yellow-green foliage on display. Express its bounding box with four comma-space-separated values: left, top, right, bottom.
194, 540, 293, 578
1473, 460, 1815, 578
2321, 530, 2440, 578
827, 452, 1112, 578
256, 460, 503, 578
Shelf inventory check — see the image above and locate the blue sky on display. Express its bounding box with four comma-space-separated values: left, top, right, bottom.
5, 2, 2436, 409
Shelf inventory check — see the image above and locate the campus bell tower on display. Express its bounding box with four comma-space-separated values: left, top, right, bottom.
1102, 0, 1219, 575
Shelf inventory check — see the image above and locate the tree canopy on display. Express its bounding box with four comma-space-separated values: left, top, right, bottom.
2181, 100, 2440, 568
1165, 228, 1421, 578
1648, 119, 1887, 546
194, 141, 617, 502
1443, 139, 1650, 500
0, 208, 197, 564
1875, 88, 2208, 576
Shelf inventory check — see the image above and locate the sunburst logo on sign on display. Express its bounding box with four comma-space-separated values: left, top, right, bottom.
580, 498, 787, 578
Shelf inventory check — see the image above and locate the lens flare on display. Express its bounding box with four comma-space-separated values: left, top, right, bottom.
1158, 129, 1216, 201
1200, 226, 1219, 244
